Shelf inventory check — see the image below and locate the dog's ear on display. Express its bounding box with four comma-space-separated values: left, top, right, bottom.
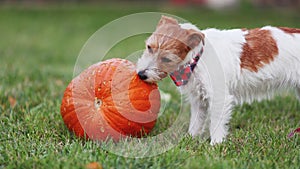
186, 29, 205, 49
157, 15, 178, 28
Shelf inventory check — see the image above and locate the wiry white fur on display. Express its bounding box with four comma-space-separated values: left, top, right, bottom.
179, 24, 300, 144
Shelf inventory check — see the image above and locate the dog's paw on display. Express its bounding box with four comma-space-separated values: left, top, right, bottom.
210, 138, 224, 145
210, 134, 226, 145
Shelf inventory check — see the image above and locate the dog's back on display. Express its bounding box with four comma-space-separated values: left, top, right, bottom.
200, 26, 300, 104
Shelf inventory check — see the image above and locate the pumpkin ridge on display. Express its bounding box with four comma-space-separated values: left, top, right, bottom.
100, 98, 155, 135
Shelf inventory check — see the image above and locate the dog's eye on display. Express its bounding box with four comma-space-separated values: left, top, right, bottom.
147, 45, 153, 54
161, 57, 172, 63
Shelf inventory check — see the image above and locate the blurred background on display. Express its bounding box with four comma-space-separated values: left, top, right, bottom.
1, 0, 300, 9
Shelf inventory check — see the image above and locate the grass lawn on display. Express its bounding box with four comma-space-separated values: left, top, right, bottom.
1, 3, 300, 169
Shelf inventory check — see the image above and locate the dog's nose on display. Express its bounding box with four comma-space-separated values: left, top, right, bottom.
138, 70, 148, 80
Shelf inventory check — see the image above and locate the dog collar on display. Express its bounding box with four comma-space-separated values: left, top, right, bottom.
170, 47, 204, 86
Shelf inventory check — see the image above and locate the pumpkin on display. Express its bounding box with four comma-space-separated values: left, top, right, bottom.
60, 58, 160, 141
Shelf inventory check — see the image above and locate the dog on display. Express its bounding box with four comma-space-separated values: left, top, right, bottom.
136, 15, 300, 144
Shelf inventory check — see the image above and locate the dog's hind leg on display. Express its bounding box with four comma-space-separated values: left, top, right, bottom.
209, 95, 235, 145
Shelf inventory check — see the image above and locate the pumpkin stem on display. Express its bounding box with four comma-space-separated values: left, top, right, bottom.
94, 97, 102, 109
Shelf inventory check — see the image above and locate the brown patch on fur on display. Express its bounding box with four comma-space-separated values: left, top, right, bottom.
157, 16, 178, 28
147, 24, 191, 60
143, 16, 205, 75
240, 28, 279, 72
278, 27, 300, 34
147, 16, 204, 61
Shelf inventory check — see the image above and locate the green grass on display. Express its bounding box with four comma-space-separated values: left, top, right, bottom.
1, 3, 300, 169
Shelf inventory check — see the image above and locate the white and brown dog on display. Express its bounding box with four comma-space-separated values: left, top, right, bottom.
136, 16, 300, 144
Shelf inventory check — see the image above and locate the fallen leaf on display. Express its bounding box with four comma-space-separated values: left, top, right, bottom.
287, 127, 300, 138
86, 162, 103, 169
8, 96, 17, 108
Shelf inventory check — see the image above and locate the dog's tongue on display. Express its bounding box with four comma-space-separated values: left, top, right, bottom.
287, 127, 300, 138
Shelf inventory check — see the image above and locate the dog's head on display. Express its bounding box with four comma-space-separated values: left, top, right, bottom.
136, 16, 205, 83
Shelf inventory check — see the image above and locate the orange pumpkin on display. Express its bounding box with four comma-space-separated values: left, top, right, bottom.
60, 58, 160, 141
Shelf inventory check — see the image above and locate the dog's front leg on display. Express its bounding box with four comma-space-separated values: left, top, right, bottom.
209, 95, 234, 145
188, 100, 208, 137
